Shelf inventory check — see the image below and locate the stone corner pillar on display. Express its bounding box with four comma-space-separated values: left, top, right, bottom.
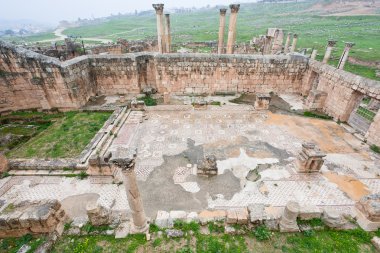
111, 150, 148, 234
337, 42, 355, 70
217, 8, 228, 54
283, 32, 292, 54
164, 14, 171, 53
290, 33, 298, 53
322, 40, 337, 64
226, 4, 240, 54
153, 4, 165, 53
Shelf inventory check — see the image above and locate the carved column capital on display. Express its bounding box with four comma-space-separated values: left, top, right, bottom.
293, 34, 298, 38
345, 42, 355, 49
229, 4, 240, 13
152, 4, 164, 14
220, 8, 227, 15
327, 40, 337, 47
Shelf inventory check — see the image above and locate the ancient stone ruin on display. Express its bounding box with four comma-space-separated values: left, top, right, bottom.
296, 142, 326, 173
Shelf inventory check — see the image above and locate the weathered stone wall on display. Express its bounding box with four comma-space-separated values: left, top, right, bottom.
153, 54, 308, 94
366, 110, 380, 146
303, 60, 380, 121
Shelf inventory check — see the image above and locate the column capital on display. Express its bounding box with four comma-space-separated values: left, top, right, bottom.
229, 4, 240, 13
327, 40, 337, 47
152, 4, 164, 14
293, 33, 298, 38
345, 42, 355, 48
287, 32, 293, 36
165, 13, 170, 17
220, 8, 227, 15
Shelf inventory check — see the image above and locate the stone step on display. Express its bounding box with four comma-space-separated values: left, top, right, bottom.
8, 169, 85, 176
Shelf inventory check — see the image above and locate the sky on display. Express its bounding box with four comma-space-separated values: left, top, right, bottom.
0, 0, 250, 25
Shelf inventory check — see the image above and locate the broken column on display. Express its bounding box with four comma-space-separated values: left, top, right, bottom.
279, 201, 300, 232
197, 155, 218, 177
165, 14, 171, 53
254, 93, 271, 110
263, 36, 273, 55
153, 4, 165, 53
111, 149, 148, 234
296, 142, 326, 173
226, 4, 240, 54
322, 40, 337, 64
310, 49, 318, 60
283, 32, 292, 53
337, 42, 355, 70
217, 8, 227, 54
290, 34, 298, 53
271, 29, 284, 54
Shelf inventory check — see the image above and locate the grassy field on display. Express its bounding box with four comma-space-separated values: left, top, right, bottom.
7, 111, 111, 158
50, 221, 379, 253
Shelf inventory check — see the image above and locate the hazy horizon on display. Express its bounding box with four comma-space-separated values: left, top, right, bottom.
1, 0, 255, 26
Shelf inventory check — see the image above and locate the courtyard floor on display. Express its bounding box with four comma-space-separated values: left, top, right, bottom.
0, 99, 379, 222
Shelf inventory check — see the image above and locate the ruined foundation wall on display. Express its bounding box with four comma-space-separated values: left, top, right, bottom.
303, 60, 380, 121
153, 54, 308, 94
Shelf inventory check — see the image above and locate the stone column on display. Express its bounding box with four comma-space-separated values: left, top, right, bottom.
322, 40, 337, 64
112, 153, 148, 234
226, 4, 240, 54
153, 4, 165, 53
217, 8, 227, 54
310, 49, 318, 60
271, 29, 284, 54
337, 42, 355, 70
263, 36, 273, 55
279, 201, 300, 232
290, 34, 298, 53
283, 32, 292, 53
164, 14, 171, 53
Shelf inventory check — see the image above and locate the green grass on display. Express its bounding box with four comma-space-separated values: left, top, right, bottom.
0, 234, 46, 253
2, 32, 58, 43
370, 145, 380, 154
356, 106, 376, 121
7, 111, 111, 158
303, 111, 333, 120
51, 227, 378, 252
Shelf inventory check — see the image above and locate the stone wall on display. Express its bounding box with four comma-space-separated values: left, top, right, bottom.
366, 110, 380, 146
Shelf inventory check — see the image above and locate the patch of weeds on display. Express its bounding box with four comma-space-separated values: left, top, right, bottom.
64, 222, 72, 231
177, 246, 193, 253
370, 145, 380, 154
137, 95, 157, 106
0, 171, 10, 179
174, 220, 200, 233
297, 218, 324, 228
209, 101, 221, 106
152, 238, 162, 248
81, 223, 111, 234
82, 223, 94, 234
77, 171, 89, 180
149, 223, 161, 233
303, 229, 315, 237
196, 234, 247, 252
303, 111, 333, 120
253, 225, 271, 241
208, 222, 225, 233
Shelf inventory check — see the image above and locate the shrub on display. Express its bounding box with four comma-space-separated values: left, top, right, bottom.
253, 225, 271, 241
370, 145, 380, 154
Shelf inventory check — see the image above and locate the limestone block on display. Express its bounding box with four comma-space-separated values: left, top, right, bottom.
298, 204, 322, 220
0, 154, 8, 173
186, 212, 199, 223
248, 204, 266, 223
86, 202, 111, 226
155, 210, 171, 228
236, 208, 249, 224
356, 193, 380, 222
198, 210, 226, 225
169, 210, 187, 222
226, 210, 238, 224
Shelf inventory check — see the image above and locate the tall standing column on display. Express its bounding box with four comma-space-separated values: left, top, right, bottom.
112, 154, 148, 234
217, 8, 227, 54
310, 49, 318, 60
153, 4, 165, 53
165, 14, 171, 53
290, 34, 298, 53
337, 42, 355, 70
226, 4, 240, 54
322, 40, 337, 64
284, 32, 292, 53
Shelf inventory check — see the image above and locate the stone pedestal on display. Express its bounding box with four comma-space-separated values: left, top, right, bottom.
279, 201, 300, 232
322, 40, 337, 64
226, 4, 240, 54
218, 9, 227, 54
111, 149, 148, 234
197, 155, 218, 177
254, 93, 271, 110
290, 34, 298, 53
284, 32, 292, 54
153, 4, 165, 53
355, 194, 380, 231
337, 42, 355, 70
296, 142, 326, 173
